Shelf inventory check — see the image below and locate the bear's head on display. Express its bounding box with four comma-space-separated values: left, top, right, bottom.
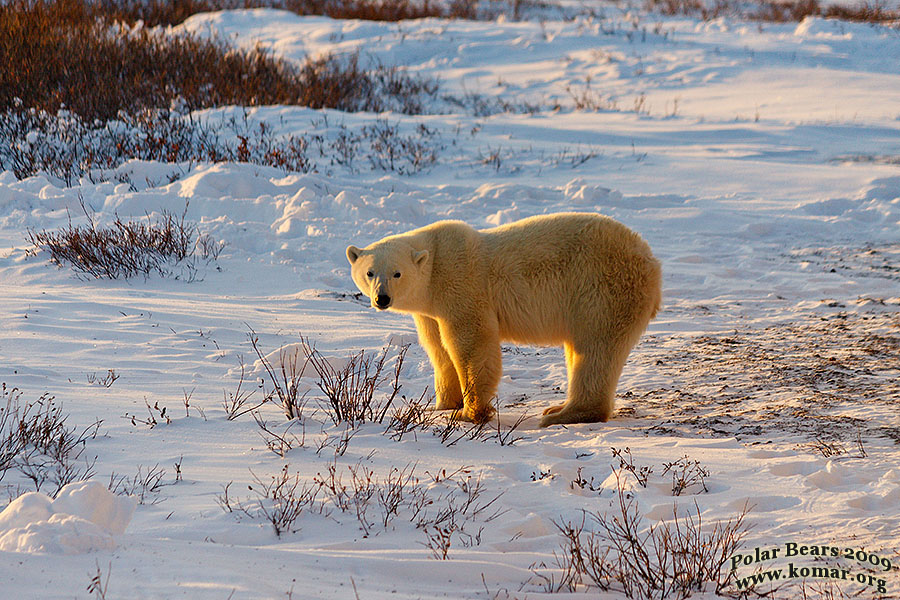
346, 241, 429, 312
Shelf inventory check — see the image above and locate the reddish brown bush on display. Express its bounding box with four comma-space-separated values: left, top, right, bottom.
646, 0, 900, 22
0, 0, 441, 122
1, 0, 302, 120
93, 0, 476, 26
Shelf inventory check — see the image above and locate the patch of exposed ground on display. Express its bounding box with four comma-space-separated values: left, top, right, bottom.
620, 298, 900, 445
790, 244, 900, 281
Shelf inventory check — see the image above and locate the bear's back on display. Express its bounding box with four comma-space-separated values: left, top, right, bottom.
480, 212, 649, 276
478, 213, 658, 344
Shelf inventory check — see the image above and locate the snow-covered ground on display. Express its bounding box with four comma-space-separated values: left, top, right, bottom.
1, 6, 899, 599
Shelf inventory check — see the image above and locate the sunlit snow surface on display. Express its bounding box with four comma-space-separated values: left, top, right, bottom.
1, 7, 899, 599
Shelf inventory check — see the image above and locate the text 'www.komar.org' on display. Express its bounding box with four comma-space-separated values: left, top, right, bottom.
730, 542, 895, 594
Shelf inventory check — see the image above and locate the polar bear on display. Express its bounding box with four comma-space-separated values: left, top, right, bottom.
346, 213, 661, 426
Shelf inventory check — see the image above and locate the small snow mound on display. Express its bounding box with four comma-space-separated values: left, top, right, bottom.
0, 481, 136, 554
378, 192, 430, 223
288, 186, 317, 206
273, 188, 320, 237
805, 460, 863, 491
768, 460, 819, 477
0, 492, 53, 532
793, 16, 885, 40
726, 495, 801, 513
696, 17, 730, 33
385, 333, 418, 347
794, 16, 849, 39
486, 206, 520, 226
503, 513, 552, 539
53, 480, 135, 535
0, 514, 116, 555
562, 179, 623, 207
846, 487, 900, 511
176, 163, 280, 199
252, 343, 321, 380
798, 197, 858, 216
861, 176, 900, 202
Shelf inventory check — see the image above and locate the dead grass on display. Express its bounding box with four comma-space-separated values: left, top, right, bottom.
566, 78, 619, 112
87, 561, 112, 600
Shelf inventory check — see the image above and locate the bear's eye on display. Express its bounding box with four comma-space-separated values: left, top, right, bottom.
393, 272, 401, 278
366, 271, 374, 278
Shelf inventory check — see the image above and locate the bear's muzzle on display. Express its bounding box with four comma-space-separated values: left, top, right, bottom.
375, 294, 392, 310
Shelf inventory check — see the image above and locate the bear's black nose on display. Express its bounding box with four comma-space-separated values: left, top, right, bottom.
375, 294, 391, 309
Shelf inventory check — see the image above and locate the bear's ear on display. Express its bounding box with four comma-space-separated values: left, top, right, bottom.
346, 245, 362, 264
413, 249, 429, 267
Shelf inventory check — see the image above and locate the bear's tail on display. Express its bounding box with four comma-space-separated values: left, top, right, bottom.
647, 255, 663, 320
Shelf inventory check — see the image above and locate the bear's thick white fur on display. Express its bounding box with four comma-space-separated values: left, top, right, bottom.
346, 212, 661, 426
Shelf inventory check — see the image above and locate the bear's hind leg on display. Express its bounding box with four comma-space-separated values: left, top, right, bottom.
414, 315, 463, 410
539, 340, 624, 427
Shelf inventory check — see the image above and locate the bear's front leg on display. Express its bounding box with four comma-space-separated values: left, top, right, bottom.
413, 314, 463, 410
437, 316, 501, 423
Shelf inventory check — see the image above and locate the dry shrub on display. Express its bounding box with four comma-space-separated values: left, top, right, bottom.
27, 203, 220, 280
1, 0, 306, 122
751, 0, 821, 21
0, 1, 442, 123
646, 0, 900, 23
217, 465, 318, 537
245, 332, 409, 427
662, 455, 709, 496
820, 1, 900, 22
1, 383, 101, 495
249, 333, 312, 421
217, 462, 503, 540
611, 446, 652, 488
309, 343, 409, 427
1, 108, 442, 185
93, 0, 477, 27
534, 469, 752, 598
0, 107, 233, 185
383, 393, 528, 447
223, 356, 263, 421
107, 464, 172, 505
384, 390, 438, 441
294, 54, 440, 115
0, 1, 444, 183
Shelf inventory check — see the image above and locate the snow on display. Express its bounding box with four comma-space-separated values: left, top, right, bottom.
0, 482, 136, 554
1, 4, 899, 599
